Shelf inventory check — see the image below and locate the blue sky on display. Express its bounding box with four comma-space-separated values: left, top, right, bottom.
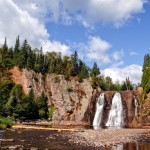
0, 0, 149, 84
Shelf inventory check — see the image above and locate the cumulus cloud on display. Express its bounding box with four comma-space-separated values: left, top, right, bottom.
130, 51, 139, 56
86, 36, 111, 65
102, 64, 142, 84
0, 0, 71, 55
75, 36, 126, 67
13, 0, 146, 27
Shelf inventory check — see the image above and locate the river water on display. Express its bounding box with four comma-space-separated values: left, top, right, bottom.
0, 129, 150, 150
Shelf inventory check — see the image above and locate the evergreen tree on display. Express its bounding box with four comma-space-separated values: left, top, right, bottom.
71, 51, 78, 76
1, 38, 9, 69
36, 92, 48, 119
91, 62, 100, 77
77, 60, 89, 82
27, 47, 34, 70
90, 62, 100, 89
141, 54, 150, 90
0, 80, 14, 116
18, 39, 29, 68
105, 76, 113, 91
13, 36, 20, 65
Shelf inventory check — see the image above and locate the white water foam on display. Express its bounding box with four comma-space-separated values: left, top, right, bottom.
93, 93, 105, 130
106, 92, 124, 128
134, 96, 138, 116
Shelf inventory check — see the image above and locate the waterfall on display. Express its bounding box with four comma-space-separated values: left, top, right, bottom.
134, 96, 138, 116
106, 92, 124, 128
93, 93, 105, 130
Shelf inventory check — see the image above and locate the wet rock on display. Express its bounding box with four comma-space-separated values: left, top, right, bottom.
2, 145, 23, 149
0, 138, 14, 142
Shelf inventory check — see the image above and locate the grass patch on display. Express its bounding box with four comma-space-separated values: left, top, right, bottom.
0, 117, 15, 129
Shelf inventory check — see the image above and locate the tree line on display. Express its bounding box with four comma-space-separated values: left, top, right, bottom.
0, 36, 134, 90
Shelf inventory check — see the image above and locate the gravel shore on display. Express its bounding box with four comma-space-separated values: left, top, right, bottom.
66, 128, 150, 148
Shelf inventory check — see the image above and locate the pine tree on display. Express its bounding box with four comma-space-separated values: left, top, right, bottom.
141, 54, 150, 90
91, 62, 100, 77
1, 38, 9, 69
36, 92, 48, 119
71, 51, 78, 76
77, 60, 89, 82
27, 47, 34, 69
18, 39, 29, 68
13, 36, 20, 65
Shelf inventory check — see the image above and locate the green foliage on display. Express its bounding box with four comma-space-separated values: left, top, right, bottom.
67, 85, 73, 92
18, 39, 29, 68
121, 77, 133, 91
70, 51, 79, 76
77, 60, 89, 82
13, 36, 20, 65
36, 92, 48, 119
0, 117, 15, 129
141, 54, 150, 90
48, 105, 55, 120
54, 75, 60, 83
91, 62, 100, 77
147, 109, 150, 116
5, 86, 38, 120
0, 79, 14, 115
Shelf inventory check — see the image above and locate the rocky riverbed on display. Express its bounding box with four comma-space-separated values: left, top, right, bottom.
65, 128, 150, 148
1, 127, 150, 149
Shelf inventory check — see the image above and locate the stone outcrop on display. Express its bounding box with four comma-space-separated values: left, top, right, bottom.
9, 67, 94, 123
9, 66, 45, 96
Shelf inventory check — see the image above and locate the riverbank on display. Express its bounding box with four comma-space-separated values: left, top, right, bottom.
67, 128, 150, 148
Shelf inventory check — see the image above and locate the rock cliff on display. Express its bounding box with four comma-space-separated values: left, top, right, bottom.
9, 67, 94, 124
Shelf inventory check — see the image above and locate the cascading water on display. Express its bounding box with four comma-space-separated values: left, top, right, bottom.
106, 92, 124, 128
93, 93, 105, 130
134, 96, 138, 116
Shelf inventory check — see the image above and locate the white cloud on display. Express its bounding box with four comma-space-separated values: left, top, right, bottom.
75, 36, 126, 66
112, 50, 124, 61
86, 36, 111, 65
0, 0, 71, 55
102, 64, 142, 84
13, 0, 146, 28
42, 40, 71, 56
111, 50, 124, 67
130, 51, 139, 56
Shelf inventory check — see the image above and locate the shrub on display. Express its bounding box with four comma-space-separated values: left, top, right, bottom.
54, 75, 60, 83
67, 85, 73, 92
0, 117, 15, 129
48, 105, 55, 120
147, 109, 150, 116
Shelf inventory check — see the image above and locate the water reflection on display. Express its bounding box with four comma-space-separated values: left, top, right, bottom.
111, 142, 150, 150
